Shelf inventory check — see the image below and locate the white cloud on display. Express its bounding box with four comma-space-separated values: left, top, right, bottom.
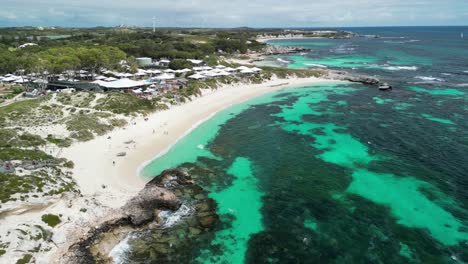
0, 0, 467, 27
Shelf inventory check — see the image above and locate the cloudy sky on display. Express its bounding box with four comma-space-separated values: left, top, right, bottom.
0, 0, 467, 28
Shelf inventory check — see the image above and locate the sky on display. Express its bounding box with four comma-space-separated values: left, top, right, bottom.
0, 0, 467, 28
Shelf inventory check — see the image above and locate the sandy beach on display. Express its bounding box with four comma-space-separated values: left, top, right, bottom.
0, 77, 336, 263
256, 37, 326, 43
61, 77, 335, 209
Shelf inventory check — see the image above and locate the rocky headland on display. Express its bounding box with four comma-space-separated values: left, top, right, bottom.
59, 168, 218, 263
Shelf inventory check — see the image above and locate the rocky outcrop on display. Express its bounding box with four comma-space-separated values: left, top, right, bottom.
262, 45, 310, 55
326, 71, 381, 85
60, 168, 218, 264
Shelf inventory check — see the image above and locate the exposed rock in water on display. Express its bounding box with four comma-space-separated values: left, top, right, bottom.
262, 45, 311, 55
326, 71, 381, 86
60, 168, 218, 264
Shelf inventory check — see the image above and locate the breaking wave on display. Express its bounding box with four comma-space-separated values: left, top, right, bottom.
384, 66, 419, 71
414, 76, 445, 82
109, 233, 141, 264
159, 204, 194, 228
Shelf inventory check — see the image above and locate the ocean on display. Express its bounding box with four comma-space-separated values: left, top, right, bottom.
119, 27, 468, 263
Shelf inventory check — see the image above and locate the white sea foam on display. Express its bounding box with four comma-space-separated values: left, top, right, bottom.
384, 66, 418, 71
109, 233, 140, 264
276, 58, 290, 64
384, 39, 419, 44
415, 76, 445, 82
159, 204, 193, 228
306, 63, 328, 68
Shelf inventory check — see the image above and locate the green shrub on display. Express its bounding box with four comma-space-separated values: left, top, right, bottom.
41, 214, 61, 227
16, 254, 32, 264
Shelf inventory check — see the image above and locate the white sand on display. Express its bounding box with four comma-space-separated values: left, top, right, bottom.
61, 76, 335, 209
0, 77, 338, 263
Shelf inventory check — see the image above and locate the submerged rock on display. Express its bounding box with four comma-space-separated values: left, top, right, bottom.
326, 71, 381, 86
61, 168, 193, 263
60, 168, 219, 264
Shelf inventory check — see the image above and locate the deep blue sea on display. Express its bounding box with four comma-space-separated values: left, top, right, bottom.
117, 27, 468, 263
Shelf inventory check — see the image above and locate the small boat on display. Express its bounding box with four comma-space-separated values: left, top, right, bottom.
117, 152, 127, 157
379, 83, 392, 91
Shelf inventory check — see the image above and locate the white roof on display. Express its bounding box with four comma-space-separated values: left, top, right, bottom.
135, 69, 148, 76
104, 77, 118, 82
94, 75, 107, 80
187, 59, 204, 64
215, 65, 226, 69
193, 67, 204, 71
2, 76, 20, 82
236, 66, 250, 71
160, 59, 171, 63
188, 73, 205, 80
99, 78, 147, 89
154, 73, 176, 80
201, 66, 213, 70
18, 43, 38, 49
164, 69, 175, 73
240, 69, 255, 74
33, 79, 47, 83
146, 69, 162, 74
251, 67, 262, 72
224, 67, 236, 72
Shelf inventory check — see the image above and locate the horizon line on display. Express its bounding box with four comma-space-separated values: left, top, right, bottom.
0, 25, 467, 30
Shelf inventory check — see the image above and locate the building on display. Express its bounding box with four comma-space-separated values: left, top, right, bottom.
136, 57, 153, 67
47, 81, 101, 91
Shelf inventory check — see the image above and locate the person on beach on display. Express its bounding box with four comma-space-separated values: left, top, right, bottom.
113, 161, 115, 166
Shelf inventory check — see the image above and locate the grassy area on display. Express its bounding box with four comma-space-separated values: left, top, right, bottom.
41, 214, 61, 228
0, 174, 45, 203
45, 135, 72, 148
0, 167, 77, 203
95, 92, 156, 115
0, 148, 52, 161
57, 92, 97, 108
66, 112, 124, 141
0, 129, 46, 148
0, 96, 66, 128
261, 67, 325, 79
16, 254, 32, 264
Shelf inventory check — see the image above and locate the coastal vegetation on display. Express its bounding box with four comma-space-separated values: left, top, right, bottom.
41, 214, 61, 227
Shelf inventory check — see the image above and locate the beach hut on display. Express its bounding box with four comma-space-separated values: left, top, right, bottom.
94, 75, 107, 80
236, 66, 250, 71
104, 77, 118, 82
98, 78, 147, 90
187, 59, 204, 66
188, 73, 206, 80
240, 69, 255, 74
251, 67, 263, 73
158, 59, 171, 67
154, 73, 176, 80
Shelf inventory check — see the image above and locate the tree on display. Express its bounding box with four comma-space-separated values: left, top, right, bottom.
168, 59, 192, 70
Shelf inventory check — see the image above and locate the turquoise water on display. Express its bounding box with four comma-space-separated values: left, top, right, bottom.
133, 81, 468, 263
130, 27, 468, 263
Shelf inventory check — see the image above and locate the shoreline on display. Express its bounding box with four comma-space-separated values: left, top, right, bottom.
256, 36, 328, 43
61, 77, 337, 210
1, 76, 339, 262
